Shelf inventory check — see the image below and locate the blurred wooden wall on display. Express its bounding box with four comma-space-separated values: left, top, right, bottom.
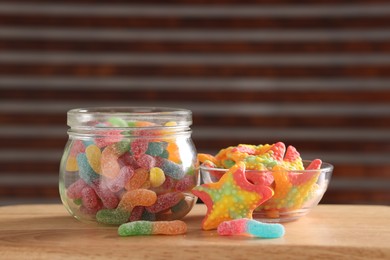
0, 0, 389, 205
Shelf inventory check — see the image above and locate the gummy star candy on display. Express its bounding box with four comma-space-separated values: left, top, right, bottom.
192, 162, 273, 230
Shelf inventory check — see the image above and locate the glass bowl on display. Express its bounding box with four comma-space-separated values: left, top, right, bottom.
200, 160, 333, 222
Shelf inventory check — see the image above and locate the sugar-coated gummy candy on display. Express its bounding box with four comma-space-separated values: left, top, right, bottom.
145, 192, 184, 214
118, 189, 157, 212
65, 156, 78, 172
100, 141, 130, 179
129, 206, 144, 222
141, 209, 156, 221
77, 153, 100, 184
175, 174, 195, 192
146, 142, 166, 157
159, 158, 185, 180
66, 178, 88, 199
217, 218, 285, 238
96, 209, 131, 225
130, 139, 149, 157
118, 220, 187, 236
106, 165, 135, 193
137, 154, 156, 170
81, 186, 99, 210
118, 152, 140, 168
91, 180, 119, 209
85, 144, 102, 174
149, 167, 166, 187
94, 130, 123, 148
125, 168, 149, 191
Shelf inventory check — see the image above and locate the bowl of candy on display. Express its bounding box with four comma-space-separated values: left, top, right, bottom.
198, 142, 333, 223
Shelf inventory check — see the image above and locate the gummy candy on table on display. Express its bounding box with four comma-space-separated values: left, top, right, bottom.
118, 220, 187, 236
217, 218, 285, 239
192, 162, 274, 230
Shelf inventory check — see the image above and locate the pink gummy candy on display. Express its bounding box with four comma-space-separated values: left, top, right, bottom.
91, 180, 119, 209
105, 165, 135, 193
67, 178, 88, 199
137, 154, 156, 170
131, 139, 149, 157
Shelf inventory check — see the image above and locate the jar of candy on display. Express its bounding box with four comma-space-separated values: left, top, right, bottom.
59, 107, 199, 225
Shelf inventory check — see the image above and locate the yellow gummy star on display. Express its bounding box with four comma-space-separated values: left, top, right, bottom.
192, 162, 273, 230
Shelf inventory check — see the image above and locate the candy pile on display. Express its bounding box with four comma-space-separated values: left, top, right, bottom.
62, 118, 198, 225
197, 142, 323, 220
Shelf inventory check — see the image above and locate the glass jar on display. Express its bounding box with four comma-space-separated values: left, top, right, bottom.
59, 107, 199, 225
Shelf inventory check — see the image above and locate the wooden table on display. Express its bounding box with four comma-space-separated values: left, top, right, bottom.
0, 204, 389, 259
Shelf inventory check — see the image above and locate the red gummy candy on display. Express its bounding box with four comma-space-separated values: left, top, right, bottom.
94, 130, 123, 148
283, 145, 300, 162
129, 206, 145, 222
67, 179, 88, 199
145, 192, 184, 214
118, 152, 140, 169
137, 154, 156, 170
69, 140, 85, 156
81, 186, 99, 210
92, 180, 119, 209
131, 139, 149, 157
175, 175, 196, 192
268, 142, 286, 161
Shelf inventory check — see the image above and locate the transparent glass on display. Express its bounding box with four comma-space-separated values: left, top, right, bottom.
59, 107, 199, 224
200, 160, 333, 222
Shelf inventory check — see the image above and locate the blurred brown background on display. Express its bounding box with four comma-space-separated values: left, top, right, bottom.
0, 0, 389, 206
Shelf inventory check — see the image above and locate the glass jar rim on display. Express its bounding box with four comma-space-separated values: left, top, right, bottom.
67, 106, 192, 128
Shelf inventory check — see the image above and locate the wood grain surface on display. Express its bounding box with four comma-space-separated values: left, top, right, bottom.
0, 204, 389, 259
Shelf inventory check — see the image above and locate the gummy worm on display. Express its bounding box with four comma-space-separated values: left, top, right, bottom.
217, 218, 285, 238
118, 220, 187, 236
